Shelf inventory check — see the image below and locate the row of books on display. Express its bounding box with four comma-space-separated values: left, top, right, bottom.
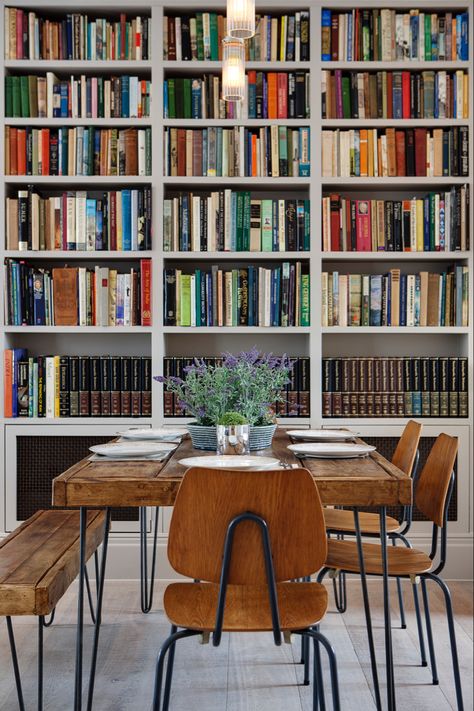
163, 193, 310, 253
321, 268, 469, 328
163, 72, 310, 120
3, 351, 152, 418
321, 70, 469, 120
4, 260, 152, 327
5, 188, 152, 252
4, 9, 151, 60
5, 74, 151, 119
163, 356, 310, 418
163, 263, 310, 327
163, 12, 310, 62
322, 187, 470, 253
321, 9, 469, 62
322, 356, 468, 418
5, 126, 152, 177
321, 127, 469, 178
164, 126, 310, 178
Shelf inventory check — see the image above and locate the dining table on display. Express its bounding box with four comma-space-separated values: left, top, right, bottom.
52, 427, 412, 711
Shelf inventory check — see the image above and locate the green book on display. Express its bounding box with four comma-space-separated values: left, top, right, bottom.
424, 14, 432, 61
174, 78, 184, 118
11, 75, 21, 117
167, 78, 176, 119
195, 270, 201, 326
183, 78, 192, 119
236, 192, 244, 251
180, 274, 192, 326
341, 77, 351, 119
195, 13, 204, 60
145, 128, 152, 175
278, 126, 288, 176
28, 75, 38, 118
209, 13, 219, 61
5, 75, 13, 116
242, 191, 251, 251
361, 275, 370, 326
232, 269, 238, 326
261, 199, 273, 251
300, 273, 310, 326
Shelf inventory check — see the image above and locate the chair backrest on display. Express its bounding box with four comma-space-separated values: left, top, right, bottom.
415, 433, 458, 527
168, 467, 327, 584
391, 420, 422, 477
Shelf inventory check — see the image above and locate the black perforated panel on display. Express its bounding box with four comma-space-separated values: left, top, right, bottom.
362, 436, 457, 521
16, 436, 139, 522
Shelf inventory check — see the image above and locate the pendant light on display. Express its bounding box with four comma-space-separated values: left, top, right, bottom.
226, 0, 255, 39
222, 37, 246, 102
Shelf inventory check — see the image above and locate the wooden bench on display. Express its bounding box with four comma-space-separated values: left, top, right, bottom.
1, 509, 106, 709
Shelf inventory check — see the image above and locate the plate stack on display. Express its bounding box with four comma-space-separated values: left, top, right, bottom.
287, 442, 375, 459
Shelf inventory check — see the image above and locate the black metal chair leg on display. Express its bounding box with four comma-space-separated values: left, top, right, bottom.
421, 578, 439, 684
140, 506, 160, 614
332, 570, 347, 613
86, 508, 112, 711
303, 634, 310, 685
412, 582, 428, 666
153, 629, 200, 711
424, 573, 464, 711
313, 635, 326, 711
162, 625, 178, 711
6, 617, 25, 711
299, 628, 341, 711
392, 539, 407, 629
84, 567, 97, 625
38, 616, 44, 711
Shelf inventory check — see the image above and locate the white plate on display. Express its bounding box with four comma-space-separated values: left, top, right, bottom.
178, 455, 280, 471
287, 429, 355, 442
89, 441, 178, 458
288, 442, 375, 459
116, 428, 186, 441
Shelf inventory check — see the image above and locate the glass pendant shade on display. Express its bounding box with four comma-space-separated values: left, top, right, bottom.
222, 37, 246, 102
227, 0, 255, 39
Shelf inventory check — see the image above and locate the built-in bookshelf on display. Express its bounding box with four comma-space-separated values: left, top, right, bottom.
0, 0, 472, 578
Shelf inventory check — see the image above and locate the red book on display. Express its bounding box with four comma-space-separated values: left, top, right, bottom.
4, 350, 13, 418
192, 131, 203, 176
402, 72, 410, 118
395, 130, 406, 176
355, 200, 372, 250
251, 134, 257, 176
267, 72, 277, 119
277, 73, 288, 118
177, 129, 186, 176
10, 127, 18, 175
140, 259, 152, 326
109, 191, 117, 250
331, 13, 339, 60
120, 13, 126, 60
167, 17, 176, 60
414, 128, 427, 177
329, 194, 341, 250
17, 129, 26, 175
42, 128, 50, 175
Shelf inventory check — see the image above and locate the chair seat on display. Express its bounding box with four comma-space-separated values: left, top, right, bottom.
324, 508, 401, 535
164, 581, 328, 632
325, 539, 433, 576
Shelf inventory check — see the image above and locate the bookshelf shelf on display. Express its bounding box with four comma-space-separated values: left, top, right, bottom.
4, 176, 153, 185
4, 251, 153, 259
323, 417, 471, 426
163, 251, 309, 260
322, 251, 471, 261
162, 416, 312, 426
163, 119, 311, 127
322, 177, 470, 186
162, 327, 311, 334
322, 327, 470, 334
3, 326, 153, 333
4, 60, 153, 71
163, 177, 311, 186
321, 61, 470, 71
1, 417, 153, 426
321, 119, 470, 127
162, 60, 312, 72
6, 118, 153, 127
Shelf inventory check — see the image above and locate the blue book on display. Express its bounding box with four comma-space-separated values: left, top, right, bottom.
270, 268, 278, 326
410, 15, 419, 59
248, 79, 256, 118
66, 15, 73, 58
33, 272, 45, 325
262, 74, 268, 118
393, 76, 402, 119
400, 274, 407, 326
163, 81, 168, 119
440, 273, 447, 326
423, 196, 431, 250
95, 202, 103, 250
412, 359, 422, 415
12, 348, 27, 417
121, 190, 132, 250
460, 13, 468, 60
60, 83, 68, 117
456, 15, 462, 60
191, 79, 201, 118
216, 128, 223, 177
347, 13, 353, 62
321, 10, 332, 61
121, 76, 129, 118
369, 275, 382, 326
87, 25, 92, 60
386, 273, 391, 326
266, 20, 271, 61
181, 194, 189, 251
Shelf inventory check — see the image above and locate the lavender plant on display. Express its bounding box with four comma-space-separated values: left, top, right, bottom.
155, 347, 293, 426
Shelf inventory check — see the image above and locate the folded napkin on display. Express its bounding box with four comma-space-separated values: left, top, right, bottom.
88, 453, 170, 462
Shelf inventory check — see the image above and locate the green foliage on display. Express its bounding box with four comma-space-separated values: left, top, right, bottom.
218, 412, 248, 426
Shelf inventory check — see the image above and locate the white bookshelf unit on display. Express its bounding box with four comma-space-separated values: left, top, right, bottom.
0, 0, 472, 580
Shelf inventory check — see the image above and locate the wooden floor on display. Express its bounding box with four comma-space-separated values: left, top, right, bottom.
0, 580, 472, 710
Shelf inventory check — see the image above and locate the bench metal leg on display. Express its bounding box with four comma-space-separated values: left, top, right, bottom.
38, 617, 44, 711
380, 507, 396, 711
140, 506, 160, 613
74, 507, 88, 711
5, 617, 25, 711
41, 609, 55, 628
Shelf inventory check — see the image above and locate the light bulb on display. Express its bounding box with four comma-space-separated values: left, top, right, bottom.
227, 0, 255, 39
222, 37, 246, 102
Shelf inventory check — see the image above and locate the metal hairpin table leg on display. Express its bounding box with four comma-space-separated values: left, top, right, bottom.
140, 506, 160, 614
380, 507, 396, 710
74, 507, 88, 711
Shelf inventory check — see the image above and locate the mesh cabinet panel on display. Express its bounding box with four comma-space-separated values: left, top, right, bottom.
362, 436, 457, 522
16, 436, 139, 521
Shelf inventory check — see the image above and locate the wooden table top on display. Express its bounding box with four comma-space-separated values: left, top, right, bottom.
52, 428, 412, 509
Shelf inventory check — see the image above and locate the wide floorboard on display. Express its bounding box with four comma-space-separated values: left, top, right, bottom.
0, 581, 472, 710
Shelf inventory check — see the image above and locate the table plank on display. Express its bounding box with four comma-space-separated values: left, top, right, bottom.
52, 428, 411, 508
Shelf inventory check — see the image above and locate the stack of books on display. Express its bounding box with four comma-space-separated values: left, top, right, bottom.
163, 11, 310, 61
321, 69, 469, 120
322, 356, 468, 418
322, 267, 469, 327
3, 351, 152, 418
321, 8, 469, 61
5, 126, 152, 177
321, 127, 469, 178
164, 191, 310, 252
322, 186, 470, 252
4, 259, 152, 327
4, 9, 151, 60
163, 71, 310, 119
163, 355, 310, 417
6, 187, 152, 251
164, 126, 310, 177
163, 262, 310, 327
5, 74, 151, 119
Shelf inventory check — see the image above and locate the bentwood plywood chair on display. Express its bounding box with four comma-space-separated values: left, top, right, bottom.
152, 466, 341, 711
319, 433, 463, 711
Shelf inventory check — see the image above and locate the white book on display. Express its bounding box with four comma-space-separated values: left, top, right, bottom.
131, 190, 138, 250
175, 17, 182, 61
45, 357, 55, 418
278, 200, 286, 251
124, 274, 132, 326
138, 130, 146, 176
29, 12, 35, 59
129, 76, 138, 118
419, 14, 425, 61
192, 195, 201, 251
75, 191, 87, 250
456, 70, 464, 118
321, 131, 334, 178
295, 12, 301, 61
80, 75, 87, 117
434, 194, 440, 249
46, 72, 58, 118
339, 274, 348, 327
98, 267, 109, 326
135, 16, 142, 60
207, 196, 214, 251
406, 274, 416, 326
78, 267, 87, 325
264, 269, 271, 327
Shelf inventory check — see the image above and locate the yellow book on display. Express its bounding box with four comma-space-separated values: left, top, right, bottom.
416, 199, 424, 251
54, 355, 60, 417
